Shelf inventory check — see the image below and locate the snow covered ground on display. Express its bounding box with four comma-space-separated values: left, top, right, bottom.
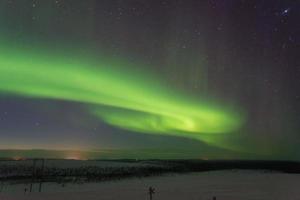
0, 170, 299, 200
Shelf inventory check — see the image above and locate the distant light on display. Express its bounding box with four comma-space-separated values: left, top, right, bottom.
12, 156, 24, 161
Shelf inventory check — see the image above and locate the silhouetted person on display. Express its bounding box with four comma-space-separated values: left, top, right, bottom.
148, 186, 155, 200
24, 188, 28, 195
212, 196, 216, 200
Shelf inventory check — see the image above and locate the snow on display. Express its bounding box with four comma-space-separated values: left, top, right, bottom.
1, 170, 299, 200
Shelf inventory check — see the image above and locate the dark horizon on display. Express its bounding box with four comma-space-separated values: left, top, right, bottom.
0, 148, 299, 161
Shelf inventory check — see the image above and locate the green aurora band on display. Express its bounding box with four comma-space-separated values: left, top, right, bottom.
0, 41, 244, 149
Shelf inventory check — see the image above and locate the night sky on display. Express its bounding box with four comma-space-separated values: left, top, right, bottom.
0, 0, 299, 160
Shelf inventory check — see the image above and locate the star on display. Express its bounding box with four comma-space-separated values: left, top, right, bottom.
281, 8, 290, 16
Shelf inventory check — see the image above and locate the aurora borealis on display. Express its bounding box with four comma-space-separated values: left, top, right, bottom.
0, 40, 242, 143
0, 0, 299, 160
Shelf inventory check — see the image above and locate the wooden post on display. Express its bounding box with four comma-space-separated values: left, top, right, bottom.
148, 186, 155, 200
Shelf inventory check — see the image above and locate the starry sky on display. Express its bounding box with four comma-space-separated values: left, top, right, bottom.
0, 0, 299, 160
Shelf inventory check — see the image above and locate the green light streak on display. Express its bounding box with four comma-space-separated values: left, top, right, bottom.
0, 40, 243, 148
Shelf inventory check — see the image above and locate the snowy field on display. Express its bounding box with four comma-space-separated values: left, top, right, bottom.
0, 170, 299, 200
